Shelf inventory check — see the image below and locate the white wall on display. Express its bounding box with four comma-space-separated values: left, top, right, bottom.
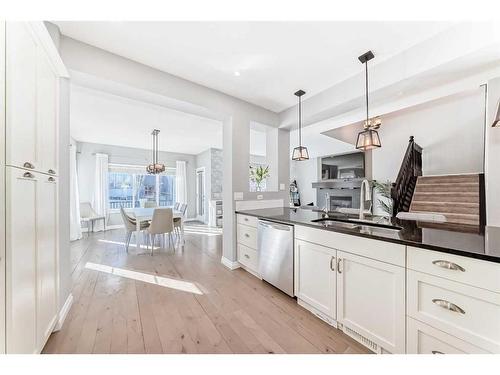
372, 88, 485, 182
486, 77, 500, 226
290, 158, 319, 205
76, 141, 197, 225
59, 36, 289, 265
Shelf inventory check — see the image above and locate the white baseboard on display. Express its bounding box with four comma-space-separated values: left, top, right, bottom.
53, 293, 73, 332
221, 256, 240, 270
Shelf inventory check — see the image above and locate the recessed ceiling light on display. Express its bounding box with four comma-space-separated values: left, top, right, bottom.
234, 71, 241, 77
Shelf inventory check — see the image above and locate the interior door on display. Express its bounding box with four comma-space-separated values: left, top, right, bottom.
196, 168, 205, 222
6, 166, 38, 354
336, 250, 406, 354
36, 174, 58, 350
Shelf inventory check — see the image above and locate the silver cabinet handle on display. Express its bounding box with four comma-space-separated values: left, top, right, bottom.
48, 169, 56, 175
432, 299, 465, 314
337, 258, 343, 273
431, 350, 444, 354
48, 176, 55, 182
23, 162, 35, 169
244, 254, 250, 259
244, 217, 249, 221
330, 256, 335, 271
23, 172, 34, 178
432, 260, 465, 272
244, 233, 250, 238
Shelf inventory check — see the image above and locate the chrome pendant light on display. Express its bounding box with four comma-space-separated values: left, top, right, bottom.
292, 89, 309, 161
146, 129, 166, 174
356, 50, 382, 151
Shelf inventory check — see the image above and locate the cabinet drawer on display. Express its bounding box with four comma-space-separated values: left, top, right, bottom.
407, 270, 500, 353
237, 224, 258, 249
237, 214, 258, 228
237, 244, 259, 273
295, 224, 405, 267
407, 317, 490, 354
408, 246, 500, 293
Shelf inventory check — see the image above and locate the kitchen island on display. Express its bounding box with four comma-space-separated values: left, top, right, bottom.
234, 207, 500, 354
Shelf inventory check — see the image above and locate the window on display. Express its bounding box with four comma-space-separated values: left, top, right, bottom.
108, 164, 176, 209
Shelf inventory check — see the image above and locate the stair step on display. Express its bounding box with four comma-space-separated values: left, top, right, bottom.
409, 211, 479, 225
412, 192, 479, 203
415, 183, 478, 193
418, 174, 479, 184
410, 201, 479, 215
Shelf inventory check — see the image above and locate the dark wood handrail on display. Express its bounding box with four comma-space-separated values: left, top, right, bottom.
391, 136, 423, 216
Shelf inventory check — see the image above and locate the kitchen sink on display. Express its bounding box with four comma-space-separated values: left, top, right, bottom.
312, 217, 402, 231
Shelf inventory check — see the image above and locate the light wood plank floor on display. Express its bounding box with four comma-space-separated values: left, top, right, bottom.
43, 223, 371, 354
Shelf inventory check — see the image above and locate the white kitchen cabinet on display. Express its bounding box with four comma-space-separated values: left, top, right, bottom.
5, 167, 38, 354
295, 239, 336, 322
337, 250, 406, 354
0, 20, 5, 355
36, 174, 58, 349
5, 167, 59, 354
5, 22, 38, 171
5, 22, 59, 175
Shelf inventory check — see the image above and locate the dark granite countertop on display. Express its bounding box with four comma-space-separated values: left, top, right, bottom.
235, 207, 500, 264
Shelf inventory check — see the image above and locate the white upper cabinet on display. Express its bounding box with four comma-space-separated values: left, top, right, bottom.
336, 250, 406, 354
295, 239, 336, 321
5, 22, 38, 171
36, 51, 58, 175
5, 22, 59, 175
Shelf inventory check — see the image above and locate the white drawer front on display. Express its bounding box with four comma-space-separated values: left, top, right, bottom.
295, 224, 405, 267
237, 224, 258, 249
236, 214, 258, 228
237, 244, 259, 273
407, 270, 500, 353
408, 246, 500, 293
407, 317, 490, 354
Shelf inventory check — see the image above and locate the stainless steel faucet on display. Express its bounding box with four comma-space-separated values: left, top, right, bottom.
359, 179, 370, 220
322, 192, 330, 218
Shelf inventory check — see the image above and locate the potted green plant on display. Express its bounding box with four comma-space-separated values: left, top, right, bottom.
249, 165, 270, 192
372, 180, 393, 217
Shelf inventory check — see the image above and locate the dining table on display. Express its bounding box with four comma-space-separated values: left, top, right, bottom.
130, 207, 184, 247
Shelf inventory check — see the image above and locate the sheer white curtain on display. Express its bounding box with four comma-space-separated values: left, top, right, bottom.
175, 160, 187, 205
69, 143, 82, 241
92, 153, 109, 231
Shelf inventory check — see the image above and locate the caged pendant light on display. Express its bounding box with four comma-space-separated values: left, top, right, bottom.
146, 129, 166, 174
292, 89, 309, 161
356, 50, 382, 151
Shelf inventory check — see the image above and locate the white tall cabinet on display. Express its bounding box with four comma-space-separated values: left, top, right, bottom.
1, 22, 67, 354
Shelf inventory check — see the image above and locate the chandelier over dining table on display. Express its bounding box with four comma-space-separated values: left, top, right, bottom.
146, 129, 166, 174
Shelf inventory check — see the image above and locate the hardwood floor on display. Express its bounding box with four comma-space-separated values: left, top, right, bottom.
43, 223, 371, 354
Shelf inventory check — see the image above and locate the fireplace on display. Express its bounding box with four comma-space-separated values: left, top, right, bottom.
330, 196, 353, 210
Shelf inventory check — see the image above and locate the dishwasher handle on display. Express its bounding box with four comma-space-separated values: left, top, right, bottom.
258, 220, 292, 232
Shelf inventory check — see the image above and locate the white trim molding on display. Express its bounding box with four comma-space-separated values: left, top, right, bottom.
221, 256, 240, 270
53, 293, 73, 332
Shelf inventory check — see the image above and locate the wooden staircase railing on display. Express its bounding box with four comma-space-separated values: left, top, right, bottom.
391, 136, 423, 216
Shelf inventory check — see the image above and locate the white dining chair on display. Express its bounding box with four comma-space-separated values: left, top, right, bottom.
174, 202, 180, 210
80, 202, 106, 236
174, 203, 187, 237
146, 208, 175, 255
120, 206, 150, 252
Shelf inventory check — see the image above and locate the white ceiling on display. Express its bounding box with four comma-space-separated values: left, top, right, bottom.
70, 84, 223, 155
55, 21, 453, 112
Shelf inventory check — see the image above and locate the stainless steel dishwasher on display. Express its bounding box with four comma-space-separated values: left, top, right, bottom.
258, 219, 294, 297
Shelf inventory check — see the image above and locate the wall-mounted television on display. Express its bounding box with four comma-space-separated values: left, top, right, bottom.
321, 151, 365, 180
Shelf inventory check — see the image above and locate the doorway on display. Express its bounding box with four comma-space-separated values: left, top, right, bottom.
196, 167, 206, 222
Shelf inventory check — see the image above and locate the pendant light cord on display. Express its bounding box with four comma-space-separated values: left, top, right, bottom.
365, 60, 369, 125
298, 95, 302, 146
